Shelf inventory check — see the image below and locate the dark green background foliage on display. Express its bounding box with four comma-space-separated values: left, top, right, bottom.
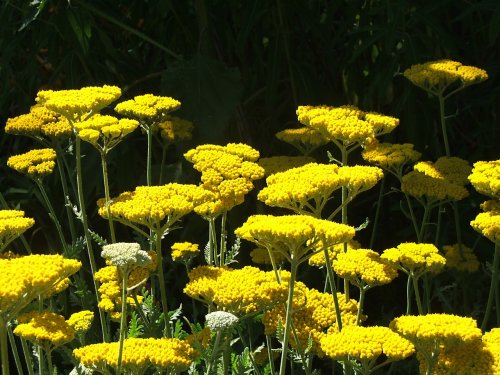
0, 0, 499, 332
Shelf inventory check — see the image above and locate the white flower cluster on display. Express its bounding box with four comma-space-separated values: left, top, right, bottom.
101, 242, 151, 269
205, 311, 239, 331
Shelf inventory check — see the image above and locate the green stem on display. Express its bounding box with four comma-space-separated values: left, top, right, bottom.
452, 202, 463, 251
404, 193, 420, 242
46, 349, 53, 375
369, 177, 385, 249
209, 217, 218, 266
21, 338, 34, 375
411, 273, 424, 315
75, 136, 109, 342
34, 179, 68, 254
55, 148, 77, 245
206, 330, 223, 375
482, 244, 500, 330
222, 336, 231, 375
266, 334, 277, 375
340, 146, 350, 301
155, 229, 171, 337
0, 317, 9, 375
219, 211, 227, 265
406, 274, 412, 315
434, 203, 444, 246
438, 94, 450, 157
356, 286, 367, 325
158, 143, 168, 185
418, 204, 430, 244
146, 125, 153, 186
100, 150, 116, 243
7, 325, 24, 375
278, 261, 298, 375
323, 245, 343, 331
117, 269, 129, 375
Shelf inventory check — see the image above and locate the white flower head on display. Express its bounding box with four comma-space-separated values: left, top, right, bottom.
69, 364, 94, 375
101, 242, 151, 269
205, 311, 239, 331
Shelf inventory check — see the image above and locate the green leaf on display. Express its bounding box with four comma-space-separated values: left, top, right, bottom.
128, 311, 144, 338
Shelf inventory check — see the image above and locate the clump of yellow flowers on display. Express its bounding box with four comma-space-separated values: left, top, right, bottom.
257, 155, 315, 176
7, 148, 57, 179
442, 244, 480, 273
470, 200, 500, 244
381, 242, 446, 275
469, 160, 500, 199
114, 93, 181, 123
362, 142, 421, 177
0, 210, 35, 253
275, 126, 330, 155
171, 242, 200, 263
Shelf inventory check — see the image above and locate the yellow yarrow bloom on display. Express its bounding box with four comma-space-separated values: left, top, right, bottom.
114, 94, 181, 123
5, 105, 72, 139
184, 266, 288, 316
0, 255, 81, 320
443, 244, 480, 273
257, 163, 346, 216
0, 210, 35, 253
381, 242, 446, 276
7, 148, 57, 179
297, 104, 399, 147
404, 59, 488, 95
263, 279, 360, 356
73, 114, 139, 149
249, 247, 287, 265
414, 157, 471, 186
333, 249, 398, 287
338, 165, 384, 197
36, 85, 122, 121
308, 240, 361, 267
14, 311, 74, 348
402, 170, 469, 202
98, 183, 214, 231
469, 160, 500, 199
362, 143, 421, 177
158, 116, 194, 142
171, 242, 200, 262
471, 200, 500, 244
321, 325, 414, 363
257, 156, 316, 176
67, 310, 94, 334
275, 126, 330, 155
235, 214, 355, 264
73, 337, 195, 373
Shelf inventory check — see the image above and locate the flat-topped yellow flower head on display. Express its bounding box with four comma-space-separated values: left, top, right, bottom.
74, 114, 139, 149
297, 104, 399, 147
414, 157, 471, 187
308, 240, 361, 267
390, 313, 482, 347
0, 210, 35, 253
263, 279, 360, 356
275, 126, 330, 155
333, 249, 398, 287
184, 265, 288, 316
171, 242, 200, 263
469, 160, 500, 199
0, 255, 81, 320
471, 200, 500, 244
73, 337, 195, 373
36, 85, 122, 121
257, 163, 345, 216
338, 165, 384, 197
7, 148, 57, 179
14, 311, 75, 348
98, 183, 214, 231
158, 116, 194, 142
5, 105, 72, 140
235, 214, 355, 263
404, 59, 488, 95
443, 244, 479, 273
114, 94, 181, 124
321, 326, 414, 363
362, 143, 421, 176
67, 310, 94, 334
258, 156, 316, 176
381, 242, 446, 276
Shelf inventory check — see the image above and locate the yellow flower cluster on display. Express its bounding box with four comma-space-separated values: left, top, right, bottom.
443, 244, 480, 273
263, 279, 359, 356
158, 116, 194, 142
404, 59, 488, 95
257, 163, 345, 215
469, 160, 500, 199
249, 247, 287, 265
14, 311, 74, 348
7, 148, 57, 179
66, 310, 94, 334
5, 105, 72, 139
36, 85, 122, 121
333, 249, 398, 287
114, 94, 181, 123
308, 240, 361, 267
73, 114, 139, 148
171, 242, 200, 262
98, 183, 213, 229
381, 242, 446, 275
471, 200, 500, 244
390, 313, 482, 346
257, 155, 315, 176
73, 337, 195, 373
184, 143, 264, 217
402, 157, 471, 201
0, 255, 81, 320
338, 165, 384, 196
0, 210, 35, 252
421, 329, 500, 375
235, 214, 355, 263
362, 143, 421, 175
297, 104, 399, 146
320, 325, 414, 362
275, 127, 330, 155
94, 261, 154, 318
183, 266, 287, 316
